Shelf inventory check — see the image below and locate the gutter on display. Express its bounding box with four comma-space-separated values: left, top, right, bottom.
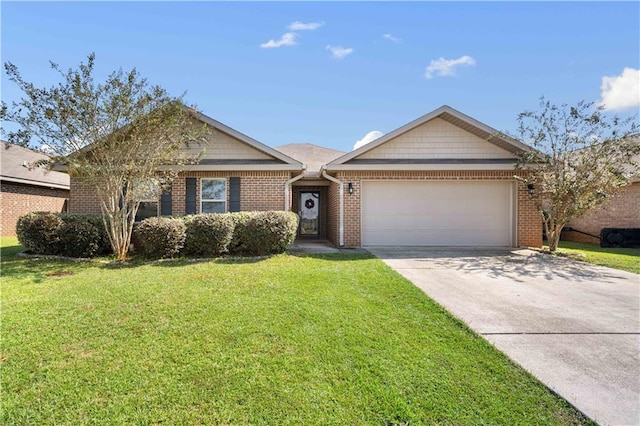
284, 166, 307, 211
321, 167, 344, 247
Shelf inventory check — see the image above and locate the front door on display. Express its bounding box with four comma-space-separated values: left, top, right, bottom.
299, 191, 320, 236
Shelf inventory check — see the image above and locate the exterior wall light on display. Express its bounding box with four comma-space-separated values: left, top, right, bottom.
527, 183, 535, 196
348, 182, 354, 194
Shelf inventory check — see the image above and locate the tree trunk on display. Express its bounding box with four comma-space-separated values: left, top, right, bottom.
547, 223, 565, 252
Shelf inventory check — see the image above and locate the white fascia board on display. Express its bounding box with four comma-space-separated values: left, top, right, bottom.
1, 176, 70, 190
324, 163, 518, 172
158, 164, 304, 172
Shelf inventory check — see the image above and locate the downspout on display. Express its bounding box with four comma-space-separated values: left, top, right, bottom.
284, 166, 306, 211
321, 167, 344, 247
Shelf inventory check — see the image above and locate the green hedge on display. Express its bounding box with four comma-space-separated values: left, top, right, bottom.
241, 211, 299, 256
15, 210, 299, 259
59, 214, 112, 256
16, 212, 112, 257
16, 212, 63, 255
133, 217, 186, 259
183, 214, 235, 257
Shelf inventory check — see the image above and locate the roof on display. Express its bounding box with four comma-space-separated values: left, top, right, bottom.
192, 110, 303, 167
275, 143, 345, 177
54, 107, 304, 172
1, 142, 70, 190
327, 105, 532, 168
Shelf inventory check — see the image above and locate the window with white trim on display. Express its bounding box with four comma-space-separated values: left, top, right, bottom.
201, 178, 226, 213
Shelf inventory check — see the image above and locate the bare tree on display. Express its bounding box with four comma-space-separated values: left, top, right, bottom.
516, 97, 639, 251
1, 54, 204, 260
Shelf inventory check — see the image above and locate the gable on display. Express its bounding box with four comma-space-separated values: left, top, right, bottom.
181, 126, 274, 162
356, 118, 515, 161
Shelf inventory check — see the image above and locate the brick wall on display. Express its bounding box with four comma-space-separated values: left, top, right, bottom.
327, 181, 340, 246
563, 182, 640, 244
1, 181, 69, 236
69, 171, 291, 216
69, 177, 103, 214
329, 170, 542, 248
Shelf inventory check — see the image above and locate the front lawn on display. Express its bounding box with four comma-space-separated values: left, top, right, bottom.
1, 237, 590, 425
553, 240, 640, 274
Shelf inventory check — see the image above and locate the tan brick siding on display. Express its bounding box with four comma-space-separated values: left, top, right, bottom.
1, 181, 69, 236
329, 170, 542, 248
563, 182, 640, 244
69, 171, 290, 216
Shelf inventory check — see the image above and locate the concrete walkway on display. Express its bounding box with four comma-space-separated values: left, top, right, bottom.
368, 247, 640, 426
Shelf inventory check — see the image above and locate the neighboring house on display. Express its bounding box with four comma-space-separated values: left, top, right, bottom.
563, 180, 640, 245
1, 141, 70, 236
68, 106, 542, 248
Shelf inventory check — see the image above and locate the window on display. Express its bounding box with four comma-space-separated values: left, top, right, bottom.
134, 179, 160, 222
201, 178, 226, 213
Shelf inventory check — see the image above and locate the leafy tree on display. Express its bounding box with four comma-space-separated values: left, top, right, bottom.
1, 54, 204, 260
516, 98, 639, 251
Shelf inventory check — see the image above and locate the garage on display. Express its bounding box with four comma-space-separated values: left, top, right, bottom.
361, 181, 515, 246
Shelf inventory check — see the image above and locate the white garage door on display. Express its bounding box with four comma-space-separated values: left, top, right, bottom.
361, 181, 514, 246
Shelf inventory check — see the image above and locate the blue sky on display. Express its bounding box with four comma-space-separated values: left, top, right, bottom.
2, 1, 639, 153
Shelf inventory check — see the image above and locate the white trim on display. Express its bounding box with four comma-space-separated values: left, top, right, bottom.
159, 164, 303, 172
325, 163, 517, 171
201, 178, 227, 213
284, 173, 305, 211
1, 176, 70, 190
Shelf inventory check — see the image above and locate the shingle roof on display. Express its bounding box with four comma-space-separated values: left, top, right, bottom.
275, 143, 345, 177
1, 142, 70, 189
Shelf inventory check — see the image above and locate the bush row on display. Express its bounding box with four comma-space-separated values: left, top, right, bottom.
133, 211, 299, 259
16, 211, 299, 259
16, 212, 112, 258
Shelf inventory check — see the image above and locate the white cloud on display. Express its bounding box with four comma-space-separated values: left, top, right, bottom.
353, 130, 384, 151
260, 32, 298, 48
383, 34, 401, 43
599, 67, 640, 110
288, 21, 324, 31
425, 55, 476, 79
326, 45, 354, 60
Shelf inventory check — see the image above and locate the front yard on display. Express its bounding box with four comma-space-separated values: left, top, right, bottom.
1, 237, 590, 425
554, 240, 640, 274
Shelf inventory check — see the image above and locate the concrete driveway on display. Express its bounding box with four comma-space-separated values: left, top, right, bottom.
368, 247, 640, 426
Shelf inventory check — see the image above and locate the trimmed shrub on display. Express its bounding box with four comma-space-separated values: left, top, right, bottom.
59, 214, 112, 256
16, 212, 63, 255
183, 214, 235, 257
227, 212, 257, 254
133, 217, 186, 259
242, 211, 299, 256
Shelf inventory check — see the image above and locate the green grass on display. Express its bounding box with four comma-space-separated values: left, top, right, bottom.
1, 237, 591, 425
552, 240, 640, 274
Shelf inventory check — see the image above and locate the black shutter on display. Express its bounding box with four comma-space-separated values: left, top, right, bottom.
185, 178, 197, 214
160, 185, 172, 216
229, 177, 241, 212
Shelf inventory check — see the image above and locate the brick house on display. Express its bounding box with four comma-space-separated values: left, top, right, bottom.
323, 106, 541, 248
68, 106, 543, 248
69, 111, 305, 219
562, 179, 640, 244
1, 142, 70, 236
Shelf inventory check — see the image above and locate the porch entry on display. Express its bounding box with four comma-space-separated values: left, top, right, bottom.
299, 191, 320, 236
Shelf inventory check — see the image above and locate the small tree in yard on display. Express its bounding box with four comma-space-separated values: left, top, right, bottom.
1, 54, 204, 260
516, 97, 639, 252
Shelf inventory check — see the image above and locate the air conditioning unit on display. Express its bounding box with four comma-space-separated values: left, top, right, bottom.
600, 228, 640, 248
